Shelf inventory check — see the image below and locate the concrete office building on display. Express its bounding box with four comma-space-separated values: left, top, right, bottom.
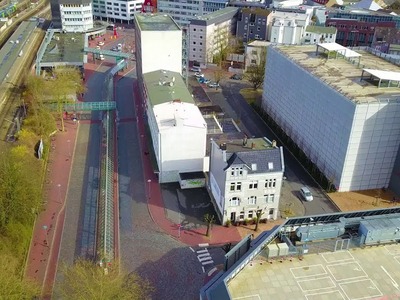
134, 13, 182, 78
51, 0, 93, 31
92, 0, 143, 23
142, 70, 207, 183
236, 7, 271, 42
158, 0, 230, 28
208, 138, 284, 224
189, 7, 238, 65
262, 43, 400, 192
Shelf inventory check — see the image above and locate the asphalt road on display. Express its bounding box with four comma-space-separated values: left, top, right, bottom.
220, 80, 338, 216
116, 71, 212, 299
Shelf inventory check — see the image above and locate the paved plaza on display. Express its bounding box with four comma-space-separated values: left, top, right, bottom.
228, 244, 400, 300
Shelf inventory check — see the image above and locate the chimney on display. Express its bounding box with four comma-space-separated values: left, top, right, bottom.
220, 143, 227, 150
272, 140, 277, 147
243, 135, 248, 146
251, 142, 255, 149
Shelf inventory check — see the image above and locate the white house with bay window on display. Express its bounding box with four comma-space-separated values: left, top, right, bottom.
208, 137, 285, 225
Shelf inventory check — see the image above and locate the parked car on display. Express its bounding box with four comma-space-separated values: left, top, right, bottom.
300, 186, 313, 202
117, 43, 122, 50
111, 47, 118, 51
97, 41, 105, 46
195, 72, 204, 78
191, 66, 201, 72
98, 54, 105, 61
230, 74, 243, 80
207, 82, 220, 88
96, 45, 101, 50
198, 77, 210, 84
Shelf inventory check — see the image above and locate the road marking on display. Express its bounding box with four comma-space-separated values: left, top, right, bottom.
198, 256, 212, 263
202, 266, 205, 273
198, 253, 210, 258
197, 249, 208, 254
381, 265, 400, 290
208, 267, 217, 277
232, 295, 261, 300
189, 247, 195, 252
297, 277, 336, 293
202, 260, 214, 266
199, 243, 209, 248
290, 264, 327, 279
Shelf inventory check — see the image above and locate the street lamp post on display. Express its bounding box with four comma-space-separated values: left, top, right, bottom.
147, 179, 151, 199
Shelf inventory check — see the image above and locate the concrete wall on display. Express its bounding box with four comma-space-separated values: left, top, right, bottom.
141, 30, 182, 75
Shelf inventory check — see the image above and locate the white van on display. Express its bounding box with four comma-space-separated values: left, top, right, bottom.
300, 187, 313, 202
117, 43, 122, 51
98, 54, 105, 61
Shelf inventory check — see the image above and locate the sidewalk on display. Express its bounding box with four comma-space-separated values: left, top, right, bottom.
25, 119, 78, 297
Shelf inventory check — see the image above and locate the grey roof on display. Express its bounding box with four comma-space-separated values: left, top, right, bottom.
216, 138, 284, 174
135, 13, 181, 31
143, 70, 194, 106
190, 7, 239, 26
59, 0, 91, 4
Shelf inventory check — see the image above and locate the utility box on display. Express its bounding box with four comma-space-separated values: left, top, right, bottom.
266, 244, 279, 258
359, 217, 400, 245
277, 243, 289, 256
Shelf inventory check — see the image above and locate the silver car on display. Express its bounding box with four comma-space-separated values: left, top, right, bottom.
300, 186, 313, 202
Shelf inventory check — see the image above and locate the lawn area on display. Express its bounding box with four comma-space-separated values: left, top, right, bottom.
240, 88, 263, 106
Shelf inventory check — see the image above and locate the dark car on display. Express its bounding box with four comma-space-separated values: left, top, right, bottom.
230, 74, 243, 80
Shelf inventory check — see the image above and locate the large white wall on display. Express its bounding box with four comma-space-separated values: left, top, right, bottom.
263, 46, 400, 192
141, 31, 182, 75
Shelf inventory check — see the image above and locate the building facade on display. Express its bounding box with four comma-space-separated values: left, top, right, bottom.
92, 0, 143, 23
189, 7, 238, 65
236, 8, 271, 42
302, 25, 337, 44
244, 40, 268, 71
60, 0, 93, 32
158, 0, 230, 28
142, 70, 207, 183
208, 138, 284, 224
262, 44, 400, 192
268, 10, 312, 44
134, 13, 182, 78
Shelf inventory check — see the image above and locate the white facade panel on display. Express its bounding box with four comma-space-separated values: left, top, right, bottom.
141, 31, 182, 74
263, 46, 400, 192
60, 3, 94, 32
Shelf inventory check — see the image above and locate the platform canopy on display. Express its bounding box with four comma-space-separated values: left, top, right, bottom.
317, 42, 362, 58
361, 68, 400, 88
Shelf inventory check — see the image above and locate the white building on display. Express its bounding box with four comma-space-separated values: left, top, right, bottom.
208, 138, 285, 224
142, 70, 208, 183
262, 43, 400, 192
92, 0, 143, 23
245, 40, 269, 71
189, 7, 238, 66
158, 0, 230, 28
302, 25, 337, 45
134, 13, 182, 78
268, 10, 312, 44
59, 1, 93, 32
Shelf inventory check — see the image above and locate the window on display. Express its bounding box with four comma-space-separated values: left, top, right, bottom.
248, 210, 254, 219
248, 196, 257, 205
249, 181, 258, 189
269, 209, 274, 215
193, 48, 196, 51
257, 27, 260, 31
251, 50, 257, 54
251, 59, 256, 64
230, 197, 240, 206
265, 194, 275, 203
193, 41, 196, 45
239, 211, 245, 220
193, 28, 196, 31
230, 182, 241, 191
231, 167, 243, 177
200, 36, 203, 39
265, 178, 277, 188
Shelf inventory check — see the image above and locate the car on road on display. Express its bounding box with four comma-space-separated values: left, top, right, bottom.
207, 82, 220, 88
198, 77, 210, 84
117, 43, 122, 50
98, 54, 105, 61
230, 74, 243, 80
195, 72, 204, 78
96, 45, 101, 50
111, 47, 118, 51
300, 186, 313, 202
97, 41, 105, 46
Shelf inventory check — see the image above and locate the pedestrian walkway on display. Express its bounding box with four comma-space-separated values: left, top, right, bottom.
25, 119, 78, 297
133, 80, 243, 247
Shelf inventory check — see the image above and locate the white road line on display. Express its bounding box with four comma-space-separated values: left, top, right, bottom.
381, 265, 400, 290
305, 290, 345, 300
199, 243, 209, 248
202, 260, 214, 266
189, 247, 195, 252
233, 295, 261, 300
202, 266, 205, 273
198, 256, 213, 262
208, 267, 217, 277
197, 249, 208, 254
198, 253, 211, 258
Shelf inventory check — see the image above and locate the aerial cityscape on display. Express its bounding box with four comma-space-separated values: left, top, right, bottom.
0, 0, 400, 299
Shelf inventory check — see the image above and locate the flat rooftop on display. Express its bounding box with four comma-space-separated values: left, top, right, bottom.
277, 45, 400, 103
0, 20, 37, 83
214, 137, 276, 152
143, 70, 194, 106
228, 244, 400, 300
41, 32, 84, 64
134, 13, 181, 31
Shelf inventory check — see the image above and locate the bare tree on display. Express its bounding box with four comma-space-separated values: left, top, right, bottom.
204, 213, 216, 237
254, 210, 265, 232
245, 47, 267, 90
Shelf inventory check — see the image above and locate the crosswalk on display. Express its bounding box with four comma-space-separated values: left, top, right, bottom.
196, 243, 214, 272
